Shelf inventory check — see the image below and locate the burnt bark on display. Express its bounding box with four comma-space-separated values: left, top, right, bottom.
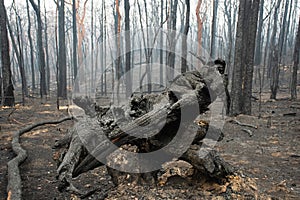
29, 0, 47, 98
0, 0, 14, 106
291, 17, 300, 100
58, 0, 67, 98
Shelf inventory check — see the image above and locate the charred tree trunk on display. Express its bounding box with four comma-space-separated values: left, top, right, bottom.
125, 0, 132, 97
210, 0, 218, 59
0, 0, 14, 106
29, 0, 47, 98
72, 0, 78, 91
58, 0, 67, 98
291, 17, 300, 100
26, 0, 35, 91
269, 0, 282, 100
44, 3, 50, 92
230, 0, 260, 116
181, 0, 190, 73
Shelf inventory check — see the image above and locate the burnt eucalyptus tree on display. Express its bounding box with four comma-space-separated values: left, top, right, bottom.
291, 17, 300, 100
124, 0, 132, 97
29, 0, 47, 97
230, 0, 260, 116
210, 0, 218, 59
269, 0, 282, 100
0, 0, 14, 106
58, 0, 67, 98
26, 0, 35, 90
181, 0, 190, 73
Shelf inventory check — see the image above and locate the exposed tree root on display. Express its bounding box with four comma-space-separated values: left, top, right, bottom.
7, 116, 73, 200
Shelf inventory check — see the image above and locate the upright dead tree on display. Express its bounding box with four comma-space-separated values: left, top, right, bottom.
0, 0, 14, 106
196, 0, 203, 56
26, 0, 35, 91
291, 17, 300, 100
116, 0, 122, 102
7, 3, 27, 104
72, 0, 78, 91
125, 0, 132, 97
181, 0, 190, 73
269, 0, 282, 100
29, 0, 47, 98
58, 0, 67, 98
210, 0, 218, 59
44, 2, 50, 92
230, 0, 260, 116
254, 0, 264, 66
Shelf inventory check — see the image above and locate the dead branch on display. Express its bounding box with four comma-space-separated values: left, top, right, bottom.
242, 129, 253, 137
228, 119, 258, 129
7, 116, 73, 200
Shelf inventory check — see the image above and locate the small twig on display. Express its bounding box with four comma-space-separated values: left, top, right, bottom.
229, 119, 258, 129
7, 108, 17, 121
9, 118, 25, 125
242, 129, 253, 137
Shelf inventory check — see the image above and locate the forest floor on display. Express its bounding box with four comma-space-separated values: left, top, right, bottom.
0, 89, 299, 200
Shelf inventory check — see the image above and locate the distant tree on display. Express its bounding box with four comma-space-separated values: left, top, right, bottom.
29, 0, 47, 98
230, 0, 260, 116
0, 0, 15, 106
291, 17, 300, 100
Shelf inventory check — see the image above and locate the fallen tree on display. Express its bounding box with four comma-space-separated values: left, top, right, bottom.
56, 61, 234, 194
7, 116, 72, 200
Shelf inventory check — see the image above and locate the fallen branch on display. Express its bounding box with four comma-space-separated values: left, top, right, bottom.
228, 119, 258, 129
7, 116, 73, 200
282, 112, 296, 117
242, 129, 253, 137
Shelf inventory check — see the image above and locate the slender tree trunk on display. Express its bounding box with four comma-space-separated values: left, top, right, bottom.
210, 0, 218, 59
116, 0, 121, 102
29, 0, 47, 98
58, 0, 67, 98
90, 0, 94, 90
6, 11, 27, 104
254, 0, 264, 66
72, 0, 78, 91
44, 2, 50, 92
16, 14, 28, 103
26, 0, 35, 91
125, 0, 132, 97
0, 0, 15, 106
291, 17, 300, 100
167, 0, 178, 81
160, 0, 164, 85
181, 0, 190, 73
196, 0, 203, 56
269, 0, 282, 100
